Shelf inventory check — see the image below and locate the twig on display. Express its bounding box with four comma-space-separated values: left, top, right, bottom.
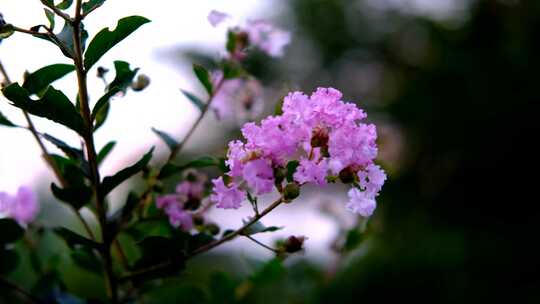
0, 59, 96, 241
40, 0, 72, 22
71, 1, 118, 302
119, 197, 284, 283
0, 277, 43, 304
245, 235, 279, 254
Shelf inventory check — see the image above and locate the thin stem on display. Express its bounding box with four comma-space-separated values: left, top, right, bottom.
0, 59, 96, 241
120, 197, 284, 283
71, 2, 118, 302
0, 277, 42, 304
245, 235, 279, 254
167, 78, 225, 163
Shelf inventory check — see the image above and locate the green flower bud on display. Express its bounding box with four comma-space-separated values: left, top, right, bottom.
283, 182, 300, 202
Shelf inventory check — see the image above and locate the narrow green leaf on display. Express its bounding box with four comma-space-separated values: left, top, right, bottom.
181, 89, 205, 111
0, 219, 24, 244
71, 248, 102, 275
2, 83, 85, 135
82, 0, 106, 15
100, 147, 154, 196
44, 8, 55, 30
91, 61, 139, 127
158, 156, 218, 179
55, 0, 73, 10
0, 111, 16, 127
151, 127, 178, 152
97, 141, 116, 165
41, 133, 84, 161
23, 64, 75, 95
84, 16, 151, 70
54, 227, 101, 250
51, 183, 92, 210
193, 64, 213, 94
241, 219, 283, 236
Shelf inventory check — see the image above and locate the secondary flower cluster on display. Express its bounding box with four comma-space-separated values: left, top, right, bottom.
0, 186, 39, 226
155, 171, 207, 230
210, 87, 386, 217
208, 10, 291, 58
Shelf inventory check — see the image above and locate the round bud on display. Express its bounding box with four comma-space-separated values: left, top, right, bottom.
205, 223, 220, 236
339, 166, 357, 184
284, 236, 306, 253
283, 182, 300, 202
131, 74, 150, 91
97, 66, 109, 78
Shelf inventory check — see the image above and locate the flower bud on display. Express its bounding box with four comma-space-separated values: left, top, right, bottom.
310, 125, 329, 148
131, 74, 150, 91
205, 223, 220, 235
183, 197, 201, 210
273, 166, 286, 186
97, 66, 109, 78
193, 215, 204, 226
284, 236, 306, 253
339, 166, 358, 184
283, 182, 300, 202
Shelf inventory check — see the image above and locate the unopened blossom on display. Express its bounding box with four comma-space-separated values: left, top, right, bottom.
210, 177, 245, 209
346, 188, 376, 217
212, 87, 386, 216
208, 10, 230, 27
0, 186, 39, 226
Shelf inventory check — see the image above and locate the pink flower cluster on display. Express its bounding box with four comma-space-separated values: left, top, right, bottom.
210, 87, 386, 217
208, 10, 291, 58
155, 172, 207, 230
0, 186, 39, 226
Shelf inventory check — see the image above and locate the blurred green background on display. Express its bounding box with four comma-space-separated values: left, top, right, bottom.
2, 0, 538, 302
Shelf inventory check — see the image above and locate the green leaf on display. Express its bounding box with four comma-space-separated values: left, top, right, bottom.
0, 111, 16, 127
0, 219, 24, 244
84, 16, 151, 70
55, 0, 73, 10
23, 63, 75, 95
120, 192, 139, 223
343, 229, 364, 252
2, 83, 85, 135
97, 141, 116, 165
0, 24, 14, 39
92, 61, 139, 128
181, 89, 205, 111
193, 64, 213, 95
71, 248, 102, 275
0, 248, 19, 274
51, 22, 88, 58
133, 236, 186, 278
41, 133, 84, 161
241, 219, 283, 236
159, 156, 218, 179
82, 0, 107, 15
44, 8, 55, 30
51, 182, 93, 210
286, 160, 300, 182
54, 227, 101, 250
226, 30, 236, 54
151, 128, 178, 152
100, 147, 154, 196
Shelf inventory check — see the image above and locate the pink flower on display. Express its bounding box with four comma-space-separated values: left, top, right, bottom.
0, 187, 39, 226
156, 194, 177, 209
208, 10, 230, 27
294, 158, 328, 186
165, 205, 194, 231
211, 177, 246, 209
242, 159, 274, 195
211, 74, 264, 122
346, 188, 376, 217
246, 20, 291, 57
358, 164, 387, 196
